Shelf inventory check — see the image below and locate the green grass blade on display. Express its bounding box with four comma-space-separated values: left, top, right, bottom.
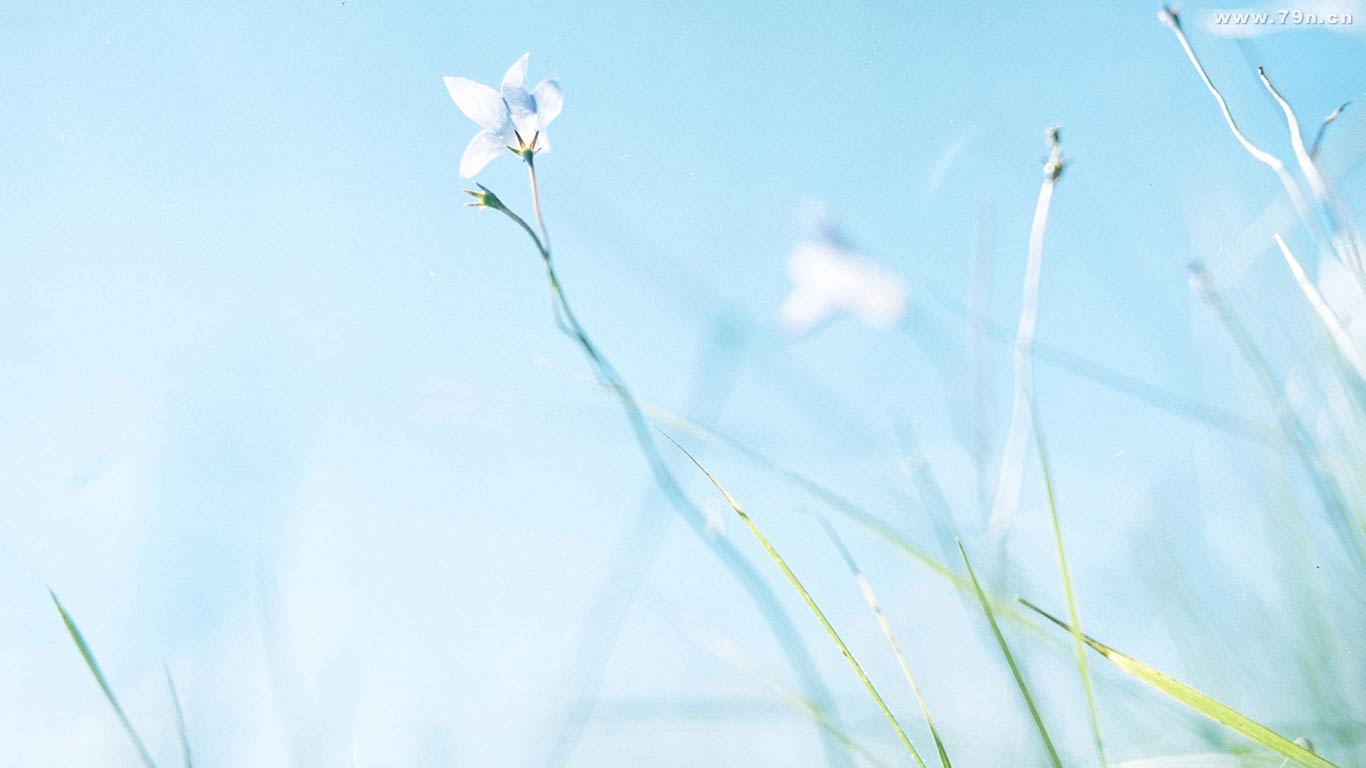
49, 589, 157, 768
707, 635, 895, 768
957, 542, 1063, 768
1019, 598, 1340, 768
821, 519, 952, 768
660, 431, 929, 768
1032, 415, 1106, 765
629, 395, 1037, 623
164, 664, 193, 768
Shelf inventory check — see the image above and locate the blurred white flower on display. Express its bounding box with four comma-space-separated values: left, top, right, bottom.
443, 53, 564, 177
779, 215, 907, 334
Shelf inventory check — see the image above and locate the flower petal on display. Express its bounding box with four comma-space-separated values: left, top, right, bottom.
501, 53, 535, 117
502, 53, 529, 92
783, 240, 905, 332
531, 79, 563, 126
443, 77, 509, 132
780, 286, 838, 333
460, 130, 508, 178
510, 111, 540, 144
847, 267, 907, 329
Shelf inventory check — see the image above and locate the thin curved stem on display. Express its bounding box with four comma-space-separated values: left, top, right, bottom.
527, 154, 552, 255
1259, 67, 1364, 282
989, 129, 1059, 535
992, 128, 1106, 766
665, 434, 929, 768
822, 519, 953, 767
1158, 7, 1325, 252
490, 160, 849, 766
539, 326, 745, 768
1310, 103, 1349, 159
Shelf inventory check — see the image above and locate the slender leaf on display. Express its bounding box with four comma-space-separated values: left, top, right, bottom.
707, 635, 895, 768
50, 589, 157, 768
164, 664, 193, 768
1033, 414, 1106, 765
956, 543, 1063, 768
661, 430, 929, 768
822, 519, 952, 768
1019, 598, 1338, 768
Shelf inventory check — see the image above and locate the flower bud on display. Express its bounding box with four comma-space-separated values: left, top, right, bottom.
463, 183, 507, 211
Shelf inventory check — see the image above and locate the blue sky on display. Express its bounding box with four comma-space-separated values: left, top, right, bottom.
2, 0, 1365, 765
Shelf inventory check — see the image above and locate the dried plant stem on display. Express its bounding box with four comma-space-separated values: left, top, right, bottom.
991, 127, 1106, 766
990, 128, 1061, 536
1158, 8, 1325, 253
1259, 68, 1364, 281
494, 156, 848, 767
1310, 103, 1349, 159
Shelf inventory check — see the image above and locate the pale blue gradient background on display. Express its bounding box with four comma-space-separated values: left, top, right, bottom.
2, 1, 1365, 765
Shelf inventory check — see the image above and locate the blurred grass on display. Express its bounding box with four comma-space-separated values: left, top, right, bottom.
50, 589, 157, 768
958, 542, 1063, 768
164, 664, 193, 768
662, 430, 931, 768
1033, 415, 1106, 766
1021, 598, 1340, 768
821, 519, 952, 768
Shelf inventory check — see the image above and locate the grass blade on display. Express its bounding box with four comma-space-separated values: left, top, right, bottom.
821, 519, 952, 768
661, 430, 929, 768
706, 634, 895, 768
164, 664, 193, 768
1274, 233, 1366, 383
50, 589, 157, 768
1033, 415, 1106, 765
957, 542, 1063, 768
1189, 264, 1366, 571
616, 391, 1061, 643
1019, 598, 1340, 768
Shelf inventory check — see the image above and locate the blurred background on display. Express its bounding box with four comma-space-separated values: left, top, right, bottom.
3, 0, 1366, 765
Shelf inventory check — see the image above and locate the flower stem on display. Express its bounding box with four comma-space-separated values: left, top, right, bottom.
527, 154, 551, 256
491, 157, 850, 767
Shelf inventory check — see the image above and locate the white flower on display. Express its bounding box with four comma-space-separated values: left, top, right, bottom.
443, 53, 564, 178
778, 215, 907, 334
